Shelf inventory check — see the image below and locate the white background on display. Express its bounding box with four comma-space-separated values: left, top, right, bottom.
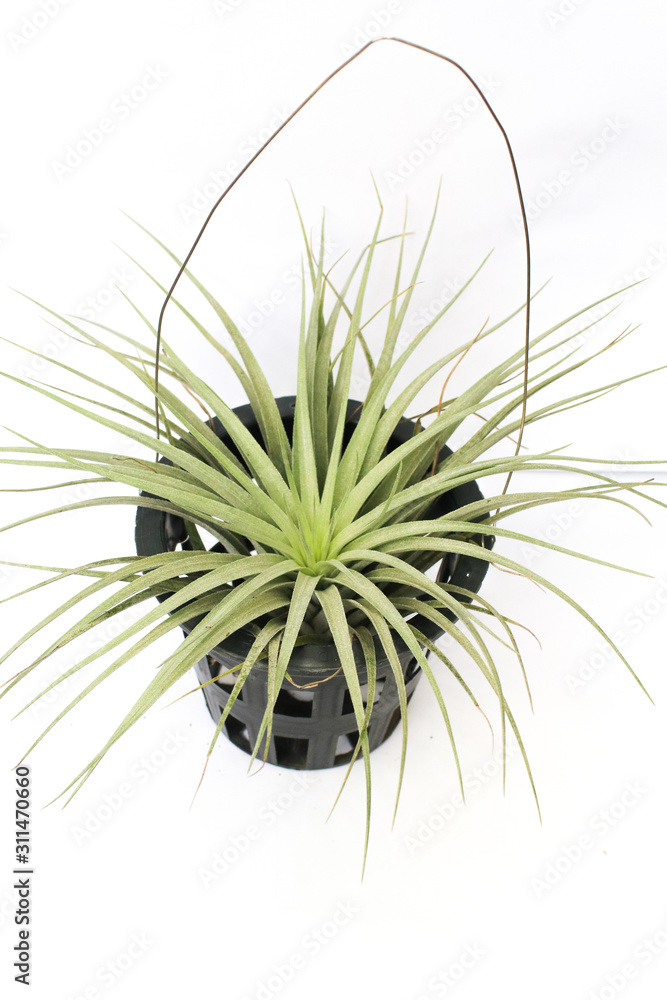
1, 1, 667, 998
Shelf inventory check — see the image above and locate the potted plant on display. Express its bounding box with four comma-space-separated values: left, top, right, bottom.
0, 39, 662, 870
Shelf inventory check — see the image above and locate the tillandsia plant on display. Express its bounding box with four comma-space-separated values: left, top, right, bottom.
0, 188, 665, 871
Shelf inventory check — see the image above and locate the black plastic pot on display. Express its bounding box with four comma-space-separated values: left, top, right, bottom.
135, 396, 492, 770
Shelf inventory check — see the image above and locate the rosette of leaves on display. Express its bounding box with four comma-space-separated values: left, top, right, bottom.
0, 194, 663, 871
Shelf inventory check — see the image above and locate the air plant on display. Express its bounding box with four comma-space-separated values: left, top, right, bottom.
0, 189, 663, 872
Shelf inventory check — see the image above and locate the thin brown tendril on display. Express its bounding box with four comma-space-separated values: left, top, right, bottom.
154, 37, 531, 508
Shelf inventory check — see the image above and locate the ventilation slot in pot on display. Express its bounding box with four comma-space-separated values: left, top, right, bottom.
274, 687, 314, 717
273, 736, 309, 767
334, 731, 360, 765
223, 716, 251, 753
